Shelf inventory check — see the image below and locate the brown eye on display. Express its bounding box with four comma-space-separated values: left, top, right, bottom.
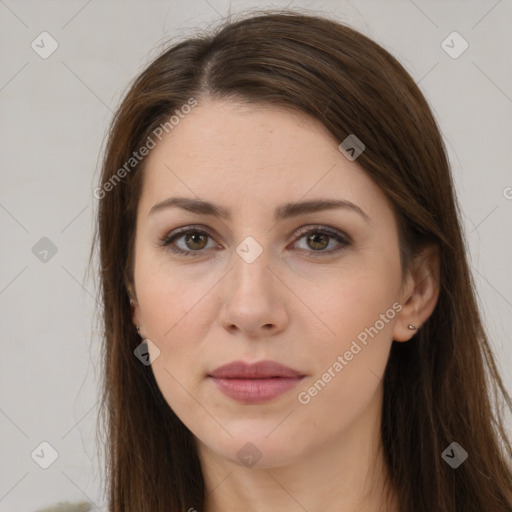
161, 227, 216, 257
292, 226, 351, 256
161, 225, 350, 258
306, 232, 330, 251
183, 232, 208, 251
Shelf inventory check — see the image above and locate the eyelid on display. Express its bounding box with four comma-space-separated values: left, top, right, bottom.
292, 225, 352, 245
160, 224, 351, 257
159, 224, 220, 252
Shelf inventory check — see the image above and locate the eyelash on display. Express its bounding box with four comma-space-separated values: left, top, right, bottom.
159, 224, 351, 258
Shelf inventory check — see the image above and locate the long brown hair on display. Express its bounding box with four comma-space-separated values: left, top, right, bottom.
91, 9, 512, 511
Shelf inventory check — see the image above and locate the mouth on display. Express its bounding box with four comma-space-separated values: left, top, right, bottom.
207, 360, 306, 404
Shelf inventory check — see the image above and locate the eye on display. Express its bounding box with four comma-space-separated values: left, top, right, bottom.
160, 226, 218, 257
291, 225, 351, 256
159, 225, 351, 257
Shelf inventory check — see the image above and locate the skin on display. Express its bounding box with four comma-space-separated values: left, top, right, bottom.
130, 99, 439, 512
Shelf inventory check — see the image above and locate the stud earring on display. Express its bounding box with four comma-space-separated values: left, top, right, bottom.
408, 324, 417, 330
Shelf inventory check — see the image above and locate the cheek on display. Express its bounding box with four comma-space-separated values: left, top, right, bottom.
134, 252, 221, 389
135, 262, 212, 419
300, 257, 401, 350
135, 247, 212, 336
293, 257, 400, 412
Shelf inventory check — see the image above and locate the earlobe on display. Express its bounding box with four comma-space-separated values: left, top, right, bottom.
392, 244, 440, 342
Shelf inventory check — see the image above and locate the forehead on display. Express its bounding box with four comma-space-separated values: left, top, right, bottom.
138, 100, 387, 219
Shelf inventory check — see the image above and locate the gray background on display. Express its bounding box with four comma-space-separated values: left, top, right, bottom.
1, 1, 511, 510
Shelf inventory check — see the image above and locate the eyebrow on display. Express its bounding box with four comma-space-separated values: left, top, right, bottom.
148, 196, 371, 223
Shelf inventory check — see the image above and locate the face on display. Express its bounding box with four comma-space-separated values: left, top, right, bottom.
131, 99, 410, 468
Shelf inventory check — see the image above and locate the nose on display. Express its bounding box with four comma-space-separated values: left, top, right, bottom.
218, 246, 289, 338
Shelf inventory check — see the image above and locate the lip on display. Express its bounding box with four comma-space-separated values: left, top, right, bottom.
208, 360, 306, 404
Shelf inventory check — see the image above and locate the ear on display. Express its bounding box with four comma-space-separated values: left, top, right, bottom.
392, 244, 440, 342
127, 280, 142, 331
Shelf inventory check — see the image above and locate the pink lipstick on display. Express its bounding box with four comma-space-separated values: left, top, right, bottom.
208, 360, 305, 404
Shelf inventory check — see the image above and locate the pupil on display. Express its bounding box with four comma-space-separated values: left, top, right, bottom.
187, 233, 206, 250
309, 233, 328, 250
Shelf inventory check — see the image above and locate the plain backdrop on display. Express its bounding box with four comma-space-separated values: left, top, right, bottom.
1, 1, 511, 510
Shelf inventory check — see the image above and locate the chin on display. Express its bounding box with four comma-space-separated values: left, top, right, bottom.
200, 429, 306, 469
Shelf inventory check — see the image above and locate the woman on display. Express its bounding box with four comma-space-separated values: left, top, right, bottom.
91, 10, 512, 511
